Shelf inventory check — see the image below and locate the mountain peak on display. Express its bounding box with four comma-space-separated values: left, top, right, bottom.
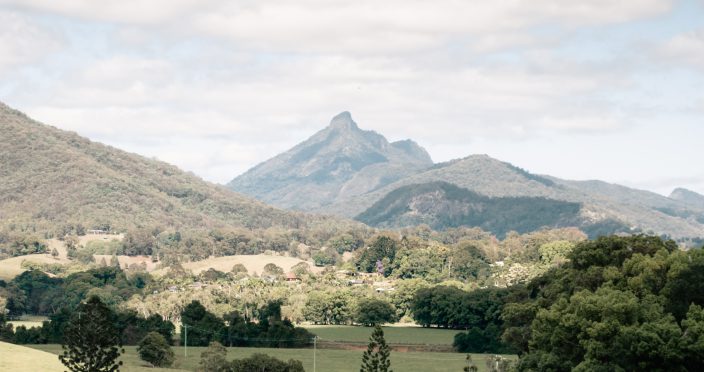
329, 111, 358, 131
228, 111, 433, 210
670, 188, 704, 209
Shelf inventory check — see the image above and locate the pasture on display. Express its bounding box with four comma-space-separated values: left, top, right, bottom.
27, 344, 513, 372
151, 254, 323, 276
0, 342, 64, 372
305, 325, 463, 346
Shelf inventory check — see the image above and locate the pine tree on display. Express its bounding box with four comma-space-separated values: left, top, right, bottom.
110, 254, 120, 268
464, 354, 478, 372
360, 325, 392, 372
59, 296, 123, 372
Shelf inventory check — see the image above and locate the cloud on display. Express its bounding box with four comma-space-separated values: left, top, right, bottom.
2, 0, 673, 54
2, 0, 701, 194
0, 10, 62, 73
658, 29, 704, 68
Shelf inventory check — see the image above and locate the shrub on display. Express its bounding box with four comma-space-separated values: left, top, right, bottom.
138, 332, 174, 367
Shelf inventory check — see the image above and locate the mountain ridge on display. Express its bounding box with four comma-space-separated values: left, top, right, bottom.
228, 112, 433, 210
228, 112, 704, 239
0, 101, 351, 236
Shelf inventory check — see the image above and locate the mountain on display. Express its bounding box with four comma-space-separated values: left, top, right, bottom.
228, 114, 704, 240
345, 157, 704, 239
670, 188, 704, 211
0, 102, 343, 235
228, 112, 433, 210
356, 181, 590, 237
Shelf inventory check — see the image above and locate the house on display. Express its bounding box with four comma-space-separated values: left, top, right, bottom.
285, 272, 301, 282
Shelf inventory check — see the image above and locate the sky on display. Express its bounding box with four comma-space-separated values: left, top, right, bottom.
0, 0, 703, 196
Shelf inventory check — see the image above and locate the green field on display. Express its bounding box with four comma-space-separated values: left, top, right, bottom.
7, 315, 49, 330
304, 325, 463, 345
29, 344, 513, 372
0, 342, 64, 372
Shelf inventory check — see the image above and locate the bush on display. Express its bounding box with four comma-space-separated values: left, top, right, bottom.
199, 341, 229, 372
231, 353, 305, 372
138, 332, 174, 367
355, 298, 397, 326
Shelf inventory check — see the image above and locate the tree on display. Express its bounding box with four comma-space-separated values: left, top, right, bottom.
64, 235, 79, 259
109, 254, 120, 268
231, 263, 248, 275
181, 300, 225, 346
357, 236, 398, 276
356, 298, 397, 326
59, 296, 123, 372
263, 263, 285, 278
199, 341, 229, 372
76, 249, 95, 264
313, 248, 338, 267
360, 325, 392, 372
463, 354, 478, 372
138, 332, 174, 367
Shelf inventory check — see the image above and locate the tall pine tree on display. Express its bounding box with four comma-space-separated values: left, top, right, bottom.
360, 325, 392, 372
59, 296, 123, 372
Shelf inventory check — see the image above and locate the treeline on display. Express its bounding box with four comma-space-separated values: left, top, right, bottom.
411, 286, 519, 353
510, 235, 704, 371
0, 302, 173, 346
181, 300, 314, 348
0, 297, 314, 350
409, 235, 704, 370
0, 267, 148, 317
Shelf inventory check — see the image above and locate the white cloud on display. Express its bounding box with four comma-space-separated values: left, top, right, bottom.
1, 0, 673, 54
658, 29, 704, 68
0, 10, 62, 73
2, 0, 703, 195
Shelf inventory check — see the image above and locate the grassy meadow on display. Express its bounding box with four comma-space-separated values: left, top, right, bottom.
7, 315, 48, 329
27, 344, 513, 372
0, 342, 65, 372
304, 325, 463, 345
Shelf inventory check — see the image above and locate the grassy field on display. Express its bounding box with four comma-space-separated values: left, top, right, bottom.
305, 325, 463, 345
8, 315, 49, 329
0, 254, 71, 281
0, 234, 122, 281
29, 344, 512, 372
152, 254, 323, 276
0, 342, 65, 372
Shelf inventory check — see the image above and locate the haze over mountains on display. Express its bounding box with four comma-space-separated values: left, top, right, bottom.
0, 102, 350, 235
229, 112, 704, 240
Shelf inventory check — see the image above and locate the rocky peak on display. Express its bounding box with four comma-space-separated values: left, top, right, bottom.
328, 111, 358, 131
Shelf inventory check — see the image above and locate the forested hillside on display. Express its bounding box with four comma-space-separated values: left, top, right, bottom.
0, 102, 360, 242
357, 181, 598, 237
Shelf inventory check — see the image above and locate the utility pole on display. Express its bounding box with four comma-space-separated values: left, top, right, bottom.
313, 336, 318, 372
184, 324, 188, 358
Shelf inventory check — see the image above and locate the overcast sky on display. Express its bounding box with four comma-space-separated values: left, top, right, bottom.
1, 0, 703, 196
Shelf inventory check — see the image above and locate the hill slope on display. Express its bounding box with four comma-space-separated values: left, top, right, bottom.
0, 102, 340, 235
344, 156, 704, 238
0, 342, 65, 372
670, 188, 704, 211
356, 181, 595, 237
227, 112, 433, 211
